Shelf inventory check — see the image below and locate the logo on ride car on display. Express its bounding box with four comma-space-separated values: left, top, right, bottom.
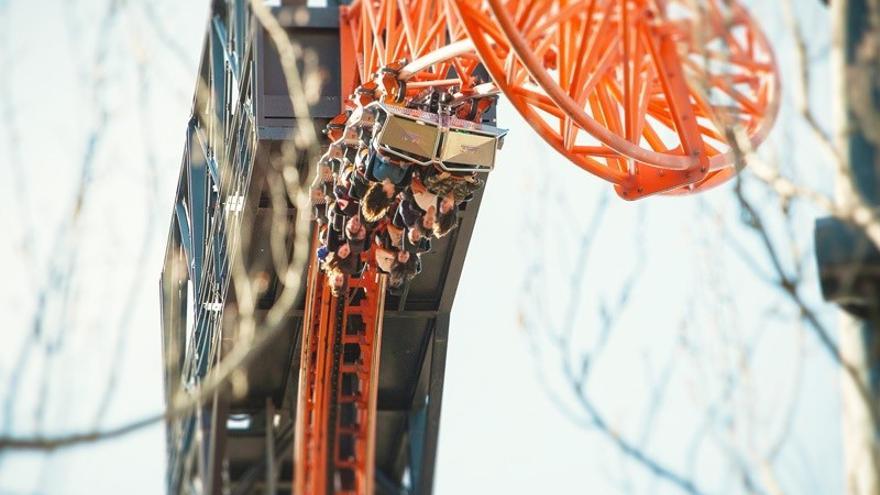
458, 144, 482, 154
401, 131, 422, 144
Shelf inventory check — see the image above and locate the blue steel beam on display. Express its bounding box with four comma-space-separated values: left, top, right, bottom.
187, 126, 209, 291
408, 404, 428, 492
174, 201, 196, 288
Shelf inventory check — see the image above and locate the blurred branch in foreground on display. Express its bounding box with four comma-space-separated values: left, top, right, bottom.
0, 0, 319, 458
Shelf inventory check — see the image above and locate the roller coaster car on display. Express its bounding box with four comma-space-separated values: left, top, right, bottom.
369, 101, 508, 173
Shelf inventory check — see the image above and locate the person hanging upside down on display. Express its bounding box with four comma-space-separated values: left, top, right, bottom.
432, 193, 458, 238
416, 165, 483, 203
361, 179, 399, 223
365, 148, 410, 186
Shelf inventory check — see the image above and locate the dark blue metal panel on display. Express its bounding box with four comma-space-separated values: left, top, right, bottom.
408, 404, 428, 492
233, 0, 247, 73
187, 126, 209, 291
174, 201, 195, 285
211, 15, 227, 136
213, 16, 240, 82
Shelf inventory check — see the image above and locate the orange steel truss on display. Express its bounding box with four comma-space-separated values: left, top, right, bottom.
452, 0, 780, 198
340, 0, 496, 102
341, 0, 779, 199
294, 241, 387, 495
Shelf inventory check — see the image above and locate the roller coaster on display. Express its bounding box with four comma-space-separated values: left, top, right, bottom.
160, 1, 779, 493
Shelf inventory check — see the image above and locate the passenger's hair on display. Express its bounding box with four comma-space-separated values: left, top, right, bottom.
389, 256, 419, 287
387, 271, 404, 290
433, 210, 458, 238
324, 251, 358, 275
361, 182, 394, 223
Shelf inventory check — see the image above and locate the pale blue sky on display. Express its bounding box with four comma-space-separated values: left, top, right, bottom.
0, 1, 843, 494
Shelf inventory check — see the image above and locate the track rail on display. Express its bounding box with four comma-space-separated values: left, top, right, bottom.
294, 241, 387, 495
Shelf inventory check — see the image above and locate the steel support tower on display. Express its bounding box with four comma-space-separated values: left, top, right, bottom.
159, 1, 486, 493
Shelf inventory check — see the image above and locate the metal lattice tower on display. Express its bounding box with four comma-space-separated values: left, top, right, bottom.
160, 1, 485, 493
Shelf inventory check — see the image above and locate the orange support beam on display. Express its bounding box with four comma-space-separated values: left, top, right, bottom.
294, 240, 387, 495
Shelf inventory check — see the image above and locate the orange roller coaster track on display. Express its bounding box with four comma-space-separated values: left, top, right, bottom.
464, 0, 780, 198
339, 0, 779, 199
295, 236, 386, 495
295, 1, 780, 493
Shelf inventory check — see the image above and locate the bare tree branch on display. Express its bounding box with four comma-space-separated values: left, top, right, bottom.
0, 0, 321, 454
92, 17, 162, 427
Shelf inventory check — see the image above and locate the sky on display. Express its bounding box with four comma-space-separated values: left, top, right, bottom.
0, 0, 846, 494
